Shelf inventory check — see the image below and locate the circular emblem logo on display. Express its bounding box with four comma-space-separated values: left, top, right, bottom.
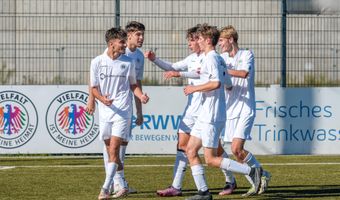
0, 91, 38, 149
46, 90, 99, 148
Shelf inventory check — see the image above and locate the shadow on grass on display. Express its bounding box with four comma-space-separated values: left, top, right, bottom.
125, 185, 340, 199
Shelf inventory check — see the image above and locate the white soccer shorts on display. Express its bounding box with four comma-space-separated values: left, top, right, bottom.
99, 118, 132, 142
223, 115, 255, 142
178, 116, 197, 134
191, 120, 225, 148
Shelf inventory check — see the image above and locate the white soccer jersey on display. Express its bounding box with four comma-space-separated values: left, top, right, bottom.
104, 48, 144, 80
221, 49, 256, 119
125, 47, 144, 80
90, 53, 136, 122
176, 53, 204, 118
197, 50, 226, 123
153, 53, 204, 118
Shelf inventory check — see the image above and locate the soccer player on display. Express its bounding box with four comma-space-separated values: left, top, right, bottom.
88, 21, 146, 197
144, 25, 205, 197
106, 21, 146, 196
183, 24, 262, 200
218, 25, 271, 196
90, 27, 149, 200
145, 25, 237, 197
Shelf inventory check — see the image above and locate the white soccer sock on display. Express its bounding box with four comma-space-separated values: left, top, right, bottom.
114, 170, 128, 189
102, 162, 118, 190
243, 152, 261, 187
220, 158, 251, 175
171, 150, 188, 189
103, 145, 109, 174
221, 152, 235, 183
191, 164, 208, 192
244, 152, 261, 168
113, 145, 127, 185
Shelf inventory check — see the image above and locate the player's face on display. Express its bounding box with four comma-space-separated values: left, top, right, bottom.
197, 35, 206, 51
109, 38, 127, 54
187, 37, 200, 53
128, 30, 144, 48
218, 37, 232, 53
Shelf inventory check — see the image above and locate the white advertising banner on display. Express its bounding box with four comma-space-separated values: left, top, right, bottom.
0, 85, 339, 155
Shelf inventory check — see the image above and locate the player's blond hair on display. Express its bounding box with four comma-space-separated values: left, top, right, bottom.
220, 25, 238, 43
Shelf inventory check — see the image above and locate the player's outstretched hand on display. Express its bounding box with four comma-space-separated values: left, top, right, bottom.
144, 51, 156, 61
140, 93, 149, 104
184, 85, 195, 96
101, 94, 113, 106
164, 71, 180, 80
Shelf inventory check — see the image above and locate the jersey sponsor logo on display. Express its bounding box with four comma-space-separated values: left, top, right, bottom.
0, 91, 38, 149
46, 90, 99, 148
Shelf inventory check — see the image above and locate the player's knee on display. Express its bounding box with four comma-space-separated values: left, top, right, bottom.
177, 143, 187, 152
231, 146, 243, 159
186, 147, 196, 160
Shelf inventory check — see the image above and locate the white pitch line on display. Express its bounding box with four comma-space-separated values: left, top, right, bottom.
0, 166, 16, 170
1, 162, 340, 169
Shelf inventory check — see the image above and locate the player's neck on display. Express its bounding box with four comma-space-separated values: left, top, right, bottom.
107, 50, 121, 60
127, 43, 137, 52
229, 44, 239, 57
204, 46, 215, 54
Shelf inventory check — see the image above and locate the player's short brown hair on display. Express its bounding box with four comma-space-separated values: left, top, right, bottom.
105, 27, 127, 43
197, 23, 220, 46
125, 21, 145, 33
186, 24, 201, 40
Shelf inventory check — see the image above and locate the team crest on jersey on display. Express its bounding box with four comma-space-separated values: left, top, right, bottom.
46, 91, 99, 148
0, 91, 38, 149
136, 58, 140, 63
121, 64, 126, 69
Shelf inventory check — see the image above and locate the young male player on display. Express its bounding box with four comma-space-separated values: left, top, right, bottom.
145, 25, 205, 197
218, 25, 271, 196
106, 21, 146, 197
183, 24, 262, 200
90, 27, 149, 200
145, 25, 237, 197
88, 21, 146, 197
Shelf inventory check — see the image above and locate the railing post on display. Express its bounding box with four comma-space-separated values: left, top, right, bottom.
115, 0, 120, 28
281, 0, 287, 87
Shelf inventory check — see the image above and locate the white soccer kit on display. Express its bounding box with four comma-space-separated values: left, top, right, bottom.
153, 53, 204, 133
90, 53, 136, 140
191, 50, 227, 148
221, 49, 256, 142
104, 47, 144, 80
125, 47, 144, 81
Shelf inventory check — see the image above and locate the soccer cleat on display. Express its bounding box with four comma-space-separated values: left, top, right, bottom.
156, 186, 182, 197
98, 188, 111, 200
249, 167, 262, 194
219, 181, 237, 195
241, 186, 256, 197
185, 190, 212, 200
112, 188, 129, 199
258, 170, 271, 194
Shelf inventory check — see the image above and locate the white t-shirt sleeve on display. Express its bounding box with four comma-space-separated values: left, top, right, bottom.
136, 56, 144, 80
129, 62, 137, 85
206, 57, 220, 82
90, 58, 99, 87
172, 57, 190, 71
153, 58, 175, 71
239, 50, 254, 72
179, 71, 200, 79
